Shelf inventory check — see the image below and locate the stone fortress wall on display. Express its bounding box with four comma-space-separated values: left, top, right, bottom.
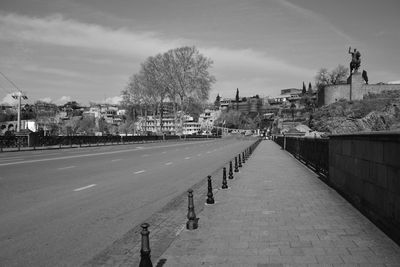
319, 72, 400, 106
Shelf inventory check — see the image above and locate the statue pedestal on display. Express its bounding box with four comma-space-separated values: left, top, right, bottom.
350, 72, 364, 101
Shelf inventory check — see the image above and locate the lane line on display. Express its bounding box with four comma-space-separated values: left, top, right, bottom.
162, 151, 167, 154
206, 151, 211, 154
184, 157, 191, 160
141, 154, 149, 157
197, 153, 202, 156
111, 159, 122, 162
134, 170, 146, 174
58, 166, 76, 170
165, 162, 173, 165
73, 184, 96, 192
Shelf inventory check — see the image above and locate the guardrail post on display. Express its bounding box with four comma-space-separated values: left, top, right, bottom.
229, 161, 233, 179
206, 175, 215, 204
186, 189, 198, 230
242, 152, 245, 163
139, 223, 153, 267
222, 167, 228, 189
238, 154, 242, 168
234, 157, 239, 172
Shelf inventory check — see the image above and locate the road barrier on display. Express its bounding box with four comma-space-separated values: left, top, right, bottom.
186, 189, 199, 230
139, 223, 153, 267
234, 156, 239, 172
0, 134, 221, 152
222, 167, 228, 189
238, 154, 242, 168
206, 176, 215, 204
132, 138, 262, 264
228, 161, 233, 179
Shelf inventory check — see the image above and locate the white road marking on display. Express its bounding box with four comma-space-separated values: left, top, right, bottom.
197, 153, 202, 156
162, 151, 167, 154
58, 166, 76, 170
165, 162, 173, 165
175, 223, 186, 236
141, 154, 149, 157
111, 159, 122, 162
184, 157, 191, 160
136, 146, 144, 149
73, 184, 96, 192
206, 151, 211, 154
134, 170, 146, 174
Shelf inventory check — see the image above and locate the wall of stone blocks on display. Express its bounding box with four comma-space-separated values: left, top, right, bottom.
329, 133, 400, 242
321, 84, 350, 105
320, 79, 400, 106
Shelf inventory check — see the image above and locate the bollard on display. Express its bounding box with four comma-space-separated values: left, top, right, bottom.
228, 161, 234, 179
206, 175, 215, 204
222, 167, 228, 189
238, 154, 242, 168
139, 223, 153, 267
186, 189, 198, 230
234, 157, 239, 172
242, 152, 246, 163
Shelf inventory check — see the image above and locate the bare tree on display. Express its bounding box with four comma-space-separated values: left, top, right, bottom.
122, 46, 215, 135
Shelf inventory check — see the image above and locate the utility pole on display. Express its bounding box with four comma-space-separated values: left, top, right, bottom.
12, 91, 28, 132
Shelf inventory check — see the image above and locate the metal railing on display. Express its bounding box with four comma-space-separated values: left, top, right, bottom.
0, 134, 220, 152
273, 135, 329, 176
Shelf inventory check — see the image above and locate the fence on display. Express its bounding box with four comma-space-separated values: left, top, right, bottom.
0, 134, 219, 151
273, 135, 329, 176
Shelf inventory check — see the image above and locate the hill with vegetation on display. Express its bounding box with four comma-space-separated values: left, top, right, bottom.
310, 90, 400, 134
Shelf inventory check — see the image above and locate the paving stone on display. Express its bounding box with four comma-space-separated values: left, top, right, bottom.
158, 141, 400, 266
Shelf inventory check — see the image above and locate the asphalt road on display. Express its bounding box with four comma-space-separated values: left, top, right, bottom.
0, 137, 254, 266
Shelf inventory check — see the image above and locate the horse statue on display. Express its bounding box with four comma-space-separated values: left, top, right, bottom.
349, 47, 361, 73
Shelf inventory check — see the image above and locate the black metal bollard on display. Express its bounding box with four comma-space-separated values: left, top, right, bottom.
222, 167, 228, 189
229, 161, 234, 179
242, 152, 246, 163
238, 154, 242, 168
206, 175, 215, 204
186, 189, 198, 230
139, 223, 153, 267
234, 157, 239, 172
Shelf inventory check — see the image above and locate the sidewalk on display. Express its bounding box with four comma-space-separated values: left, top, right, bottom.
158, 140, 400, 266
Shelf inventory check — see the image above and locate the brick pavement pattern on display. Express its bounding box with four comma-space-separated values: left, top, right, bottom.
159, 140, 400, 266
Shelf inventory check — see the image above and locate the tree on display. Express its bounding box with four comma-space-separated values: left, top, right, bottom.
308, 82, 313, 94
315, 65, 349, 89
235, 88, 239, 110
302, 82, 306, 95
214, 94, 221, 109
122, 46, 215, 135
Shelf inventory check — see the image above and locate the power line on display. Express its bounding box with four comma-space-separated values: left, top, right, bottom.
0, 71, 20, 91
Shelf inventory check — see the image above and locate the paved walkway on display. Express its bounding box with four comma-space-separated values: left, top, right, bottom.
158, 140, 400, 266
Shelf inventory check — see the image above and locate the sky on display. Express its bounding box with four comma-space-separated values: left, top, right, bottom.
0, 0, 399, 106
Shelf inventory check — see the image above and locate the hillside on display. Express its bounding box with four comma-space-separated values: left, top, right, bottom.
310, 90, 400, 134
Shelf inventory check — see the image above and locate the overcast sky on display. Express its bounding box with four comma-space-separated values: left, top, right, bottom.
0, 0, 399, 105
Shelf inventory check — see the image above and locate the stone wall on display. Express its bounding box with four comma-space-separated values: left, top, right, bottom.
329, 132, 400, 242
319, 72, 400, 106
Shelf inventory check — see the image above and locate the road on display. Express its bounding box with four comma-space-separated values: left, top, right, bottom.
0, 137, 254, 266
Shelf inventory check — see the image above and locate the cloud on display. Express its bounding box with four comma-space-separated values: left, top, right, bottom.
39, 97, 53, 103
0, 12, 315, 100
0, 13, 186, 58
277, 0, 354, 43
104, 96, 122, 105
1, 93, 17, 105
55, 96, 71, 105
